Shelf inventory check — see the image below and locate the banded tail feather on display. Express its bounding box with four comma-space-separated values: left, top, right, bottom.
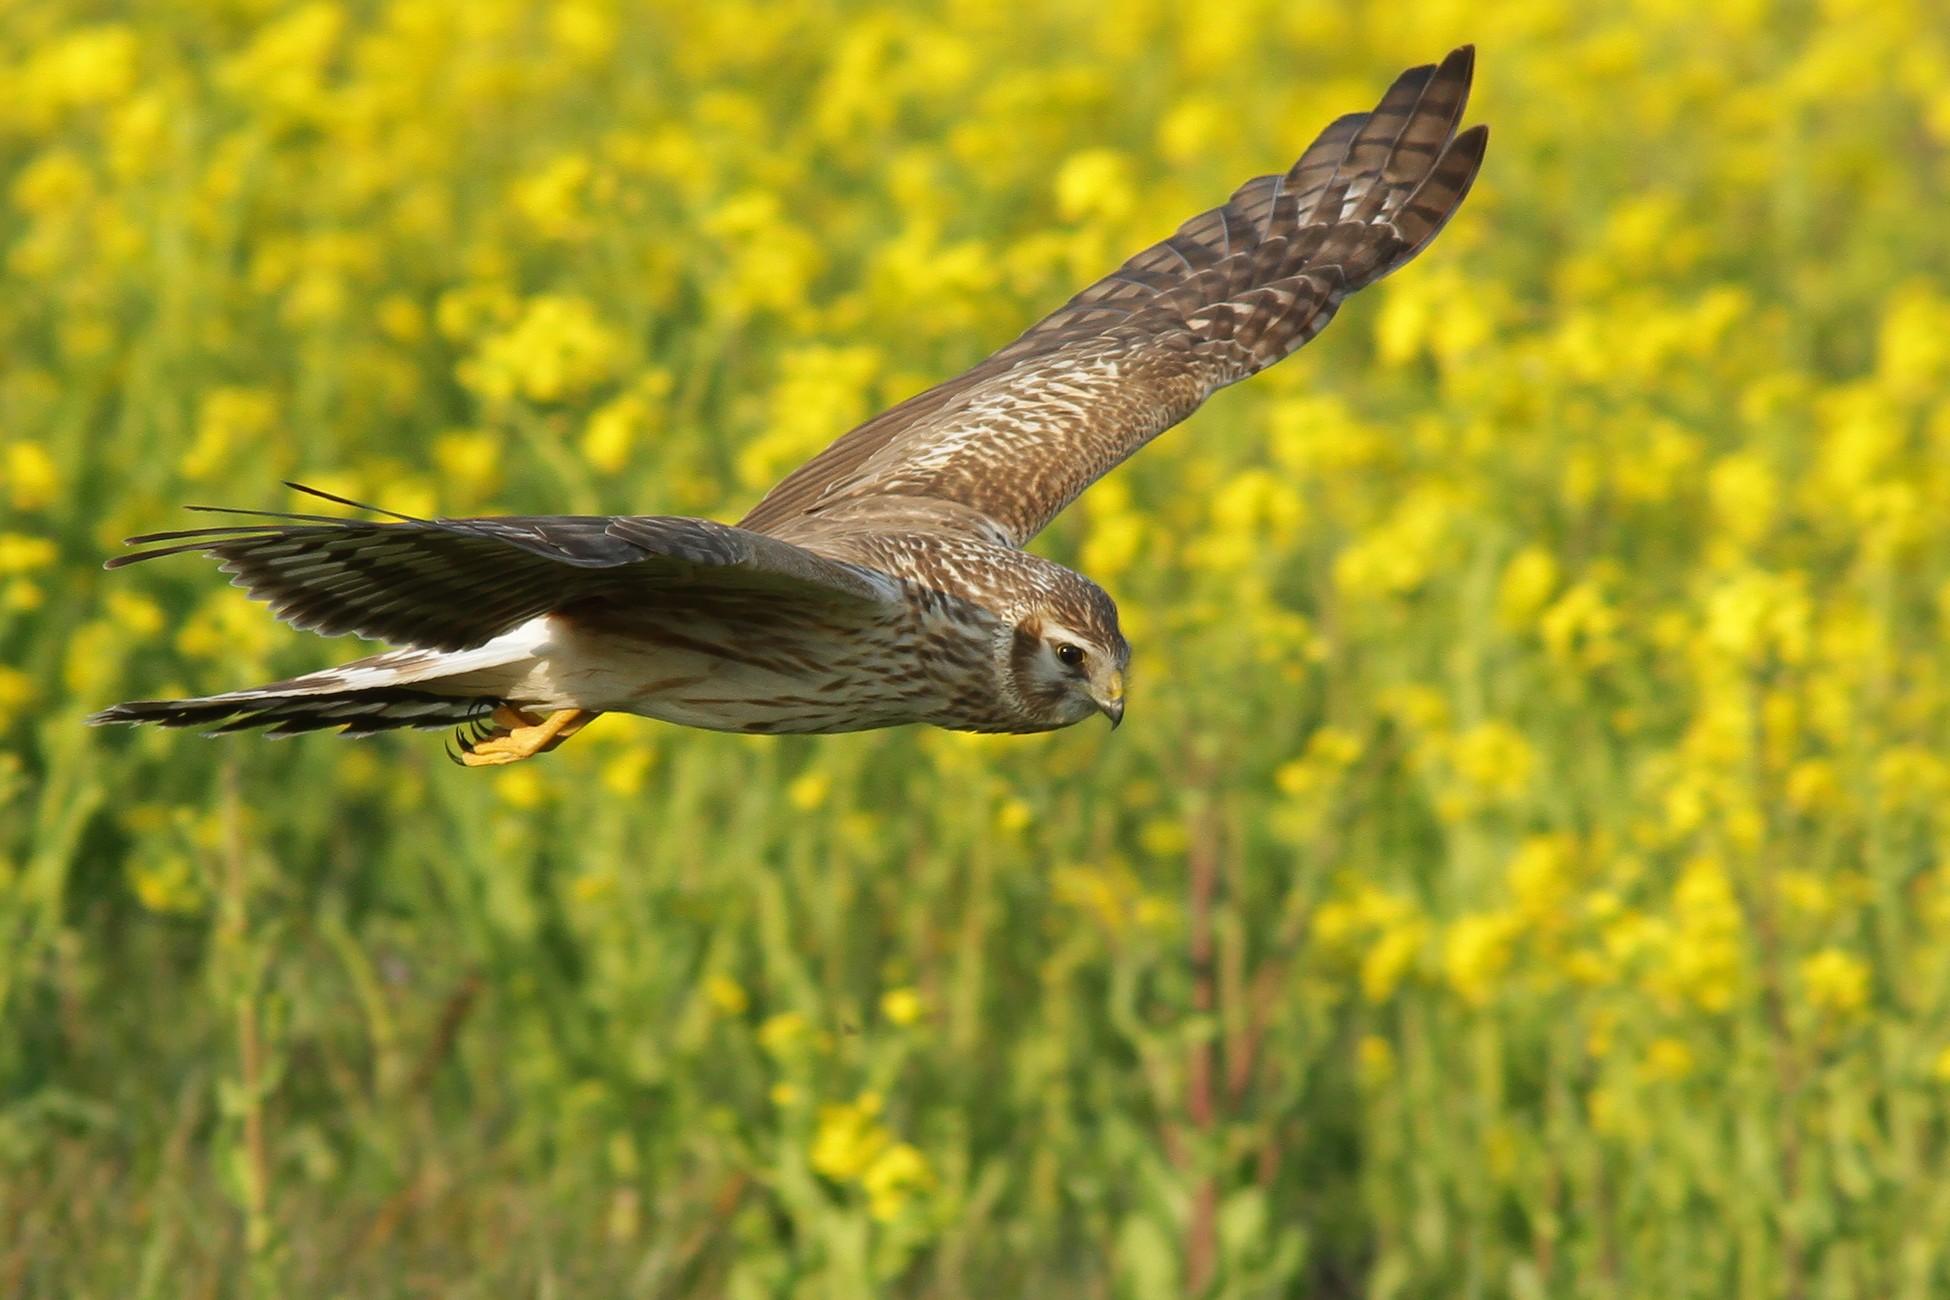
88, 640, 528, 739
89, 682, 497, 737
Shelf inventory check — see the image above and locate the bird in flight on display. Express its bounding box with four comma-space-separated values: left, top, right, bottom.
92, 49, 1487, 766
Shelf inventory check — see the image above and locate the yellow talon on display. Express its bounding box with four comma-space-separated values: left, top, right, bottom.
456, 707, 594, 767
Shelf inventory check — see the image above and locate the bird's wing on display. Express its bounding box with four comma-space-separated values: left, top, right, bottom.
740, 47, 1486, 549
110, 489, 900, 654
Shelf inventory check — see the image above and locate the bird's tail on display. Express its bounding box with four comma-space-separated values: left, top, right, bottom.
89, 645, 512, 737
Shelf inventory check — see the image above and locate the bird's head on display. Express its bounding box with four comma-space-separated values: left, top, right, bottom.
1001, 568, 1129, 731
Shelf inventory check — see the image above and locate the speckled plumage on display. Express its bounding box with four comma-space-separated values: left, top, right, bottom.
91, 50, 1486, 747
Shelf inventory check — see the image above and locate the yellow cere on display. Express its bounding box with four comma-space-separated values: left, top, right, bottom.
5, 0, 1950, 1293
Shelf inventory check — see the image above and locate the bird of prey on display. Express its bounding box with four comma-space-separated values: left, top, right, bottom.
92, 49, 1487, 766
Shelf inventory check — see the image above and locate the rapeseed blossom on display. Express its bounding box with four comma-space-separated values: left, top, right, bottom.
1800, 948, 1871, 1016
4, 442, 59, 510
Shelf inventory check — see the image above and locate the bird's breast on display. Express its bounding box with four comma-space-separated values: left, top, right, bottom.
519, 592, 1005, 735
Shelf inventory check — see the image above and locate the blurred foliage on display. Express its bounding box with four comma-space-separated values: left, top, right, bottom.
5, 0, 1950, 1294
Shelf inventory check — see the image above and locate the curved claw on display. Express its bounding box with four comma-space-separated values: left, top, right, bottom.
450, 705, 525, 763
450, 707, 595, 768
450, 711, 493, 761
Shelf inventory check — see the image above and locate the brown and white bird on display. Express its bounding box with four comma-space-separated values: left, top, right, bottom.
92, 50, 1487, 766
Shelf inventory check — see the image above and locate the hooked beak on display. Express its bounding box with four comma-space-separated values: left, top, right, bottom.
1096, 670, 1125, 730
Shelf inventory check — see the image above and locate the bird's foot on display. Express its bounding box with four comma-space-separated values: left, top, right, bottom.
451, 706, 594, 767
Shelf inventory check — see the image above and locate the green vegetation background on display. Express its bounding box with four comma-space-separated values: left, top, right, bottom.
6, 0, 1950, 1294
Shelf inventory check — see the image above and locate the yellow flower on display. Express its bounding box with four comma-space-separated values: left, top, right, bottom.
1053, 862, 1144, 936
1872, 280, 1950, 391
861, 1142, 934, 1222
1267, 395, 1378, 475
1081, 505, 1144, 582
1195, 468, 1305, 571
173, 590, 271, 668
1496, 546, 1559, 629
1374, 272, 1436, 367
1053, 148, 1134, 223
1444, 911, 1519, 1008
1874, 747, 1950, 812
1441, 720, 1536, 812
810, 1093, 889, 1181
430, 429, 502, 502
1708, 452, 1778, 547
11, 150, 94, 218
436, 282, 520, 343
880, 987, 923, 1026
550, 1, 618, 65
13, 24, 139, 127
583, 393, 648, 474
995, 797, 1033, 833
1655, 856, 1745, 1012
1138, 817, 1188, 858
1778, 870, 1835, 919
1702, 570, 1811, 668
1333, 487, 1453, 599
704, 975, 749, 1017
511, 153, 595, 241
601, 748, 654, 797
127, 854, 206, 916
1639, 1037, 1694, 1082
703, 189, 826, 320
757, 1012, 808, 1057
737, 345, 881, 491
106, 591, 163, 638
375, 294, 426, 343
183, 387, 278, 481
1275, 726, 1362, 800
1379, 685, 1450, 734
1362, 914, 1427, 1004
1799, 948, 1871, 1016
219, 4, 344, 118
495, 767, 546, 810
1158, 96, 1224, 164
461, 295, 629, 404
1539, 581, 1618, 670
4, 443, 60, 510
0, 666, 33, 715
0, 533, 57, 575
787, 769, 831, 812
1507, 835, 1576, 923
63, 621, 123, 699
1612, 421, 1702, 506
1784, 758, 1840, 812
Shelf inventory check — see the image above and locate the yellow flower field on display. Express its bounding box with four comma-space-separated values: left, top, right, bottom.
4, 0, 1950, 1293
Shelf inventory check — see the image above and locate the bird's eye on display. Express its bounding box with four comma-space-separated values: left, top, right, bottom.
1055, 643, 1085, 668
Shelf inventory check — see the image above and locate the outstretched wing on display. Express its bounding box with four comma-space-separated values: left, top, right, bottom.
741, 47, 1486, 549
111, 488, 899, 654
